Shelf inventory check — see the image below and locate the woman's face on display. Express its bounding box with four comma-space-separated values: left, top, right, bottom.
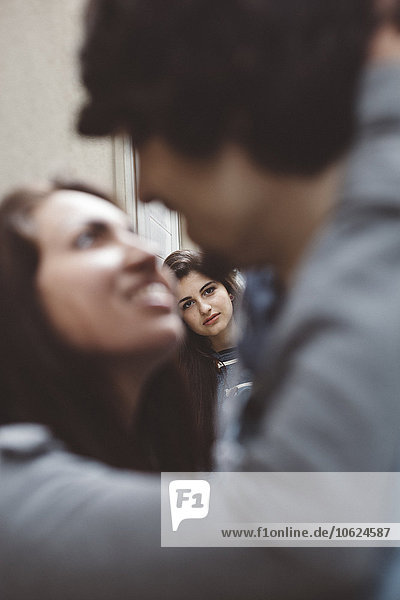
176, 271, 234, 343
34, 190, 183, 356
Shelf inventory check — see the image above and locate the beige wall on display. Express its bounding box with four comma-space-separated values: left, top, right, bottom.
0, 0, 191, 252
0, 0, 115, 197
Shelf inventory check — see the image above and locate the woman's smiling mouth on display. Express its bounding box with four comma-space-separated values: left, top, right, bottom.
127, 282, 175, 310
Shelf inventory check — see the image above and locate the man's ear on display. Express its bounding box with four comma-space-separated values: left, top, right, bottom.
376, 0, 400, 27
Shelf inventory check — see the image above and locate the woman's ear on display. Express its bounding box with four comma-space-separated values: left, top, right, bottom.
229, 293, 234, 301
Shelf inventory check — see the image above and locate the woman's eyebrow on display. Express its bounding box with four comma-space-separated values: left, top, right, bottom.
84, 219, 107, 227
199, 281, 216, 293
178, 282, 216, 304
70, 218, 107, 231
74, 217, 130, 231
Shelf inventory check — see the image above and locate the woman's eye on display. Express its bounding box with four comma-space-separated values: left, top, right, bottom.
182, 299, 194, 311
74, 232, 96, 249
203, 286, 216, 296
73, 224, 107, 249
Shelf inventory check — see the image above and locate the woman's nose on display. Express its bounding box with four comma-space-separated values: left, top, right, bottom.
198, 300, 212, 315
121, 233, 158, 272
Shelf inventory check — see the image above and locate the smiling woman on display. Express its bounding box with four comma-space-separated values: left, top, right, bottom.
0, 181, 209, 471
35, 189, 178, 356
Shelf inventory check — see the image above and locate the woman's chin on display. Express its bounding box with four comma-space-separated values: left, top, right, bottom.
93, 317, 184, 363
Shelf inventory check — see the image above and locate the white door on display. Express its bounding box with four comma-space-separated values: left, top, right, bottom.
113, 135, 181, 259
137, 199, 181, 260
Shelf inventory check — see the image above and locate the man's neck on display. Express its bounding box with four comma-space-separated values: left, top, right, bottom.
369, 23, 400, 63
259, 162, 344, 288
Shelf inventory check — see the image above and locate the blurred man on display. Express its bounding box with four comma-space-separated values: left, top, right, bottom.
77, 1, 400, 597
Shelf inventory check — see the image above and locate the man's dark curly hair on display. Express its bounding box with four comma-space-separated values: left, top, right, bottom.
79, 0, 377, 175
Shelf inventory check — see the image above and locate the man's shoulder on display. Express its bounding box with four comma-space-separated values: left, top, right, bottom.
341, 63, 400, 210
0, 423, 62, 458
0, 423, 159, 516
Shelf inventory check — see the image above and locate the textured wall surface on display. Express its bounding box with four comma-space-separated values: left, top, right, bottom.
0, 0, 114, 197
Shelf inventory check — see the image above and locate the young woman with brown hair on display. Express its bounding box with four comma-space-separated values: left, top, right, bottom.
164, 250, 252, 454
